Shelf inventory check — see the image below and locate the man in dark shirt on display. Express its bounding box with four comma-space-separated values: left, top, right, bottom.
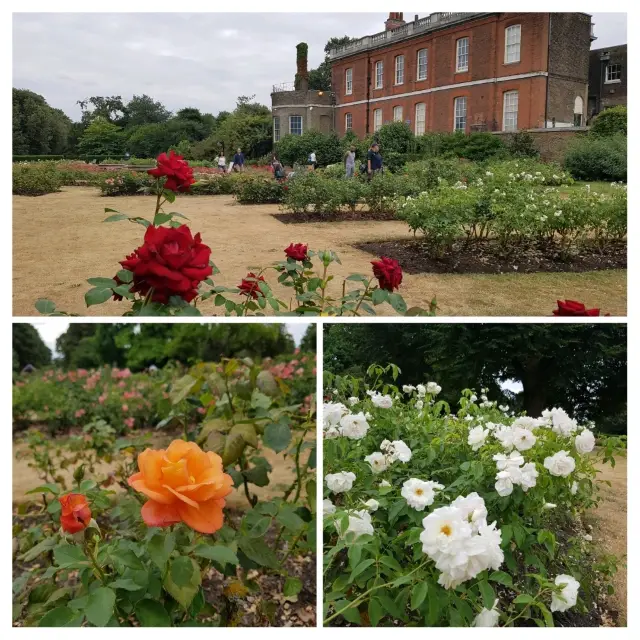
367, 142, 382, 180
233, 148, 245, 172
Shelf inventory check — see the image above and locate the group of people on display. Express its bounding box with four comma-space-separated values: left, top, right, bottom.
214, 148, 246, 173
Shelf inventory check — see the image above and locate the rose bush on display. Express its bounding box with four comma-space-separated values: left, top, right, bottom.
13, 356, 316, 627
322, 363, 624, 627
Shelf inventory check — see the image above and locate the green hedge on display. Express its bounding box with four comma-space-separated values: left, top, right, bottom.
563, 134, 627, 182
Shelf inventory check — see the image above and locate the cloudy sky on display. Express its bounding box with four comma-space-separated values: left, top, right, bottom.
13, 11, 626, 121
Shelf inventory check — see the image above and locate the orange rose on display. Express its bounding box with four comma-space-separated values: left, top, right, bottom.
128, 439, 233, 534
59, 493, 91, 534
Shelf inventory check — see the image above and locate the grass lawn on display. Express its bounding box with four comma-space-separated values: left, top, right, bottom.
13, 187, 626, 317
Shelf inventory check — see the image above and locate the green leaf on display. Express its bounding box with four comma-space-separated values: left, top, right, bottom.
478, 580, 496, 610
193, 544, 239, 568
87, 277, 118, 288
379, 555, 403, 574
54, 545, 91, 569
38, 606, 76, 627
283, 577, 302, 597
513, 594, 535, 605
117, 269, 134, 283
371, 288, 389, 305
171, 556, 197, 587
536, 602, 555, 626
368, 597, 384, 626
26, 483, 60, 496
35, 298, 56, 314
335, 599, 361, 625
489, 570, 513, 587
153, 212, 173, 226
163, 557, 201, 610
349, 559, 376, 582
248, 516, 272, 538
237, 538, 279, 570
103, 213, 128, 222
263, 421, 292, 453
85, 587, 116, 627
170, 374, 197, 404
243, 464, 269, 487
20, 537, 57, 562
109, 577, 145, 591
387, 293, 408, 314
135, 599, 171, 627
276, 507, 305, 532
410, 582, 428, 610
85, 287, 112, 307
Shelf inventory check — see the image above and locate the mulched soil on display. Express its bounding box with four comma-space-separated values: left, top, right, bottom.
272, 210, 396, 224
354, 238, 627, 275
13, 505, 316, 627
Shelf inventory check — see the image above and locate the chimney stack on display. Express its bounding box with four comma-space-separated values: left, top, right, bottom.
295, 42, 309, 92
385, 12, 406, 31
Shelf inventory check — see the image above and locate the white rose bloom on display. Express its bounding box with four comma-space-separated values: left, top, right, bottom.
493, 451, 524, 471
470, 395, 478, 403
339, 412, 370, 440
348, 396, 359, 406
364, 452, 389, 474
337, 509, 374, 539
371, 393, 393, 409
325, 471, 356, 493
415, 400, 424, 410
401, 478, 444, 511
519, 462, 539, 491
543, 407, 578, 437
403, 385, 416, 393
426, 382, 442, 395
468, 426, 489, 451
323, 499, 336, 516
379, 480, 391, 488
511, 416, 540, 431
464, 415, 474, 422
451, 492, 487, 532
416, 384, 427, 397
365, 412, 372, 420
544, 450, 576, 477
495, 471, 514, 497
575, 429, 595, 454
512, 427, 537, 452
363, 498, 379, 512
544, 502, 557, 510
550, 575, 580, 612
386, 440, 413, 463
324, 426, 341, 439
499, 404, 509, 413
570, 481, 578, 495
323, 402, 349, 430
473, 600, 500, 627
494, 426, 516, 450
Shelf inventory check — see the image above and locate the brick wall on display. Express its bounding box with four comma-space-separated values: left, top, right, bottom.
494, 127, 588, 162
588, 45, 627, 118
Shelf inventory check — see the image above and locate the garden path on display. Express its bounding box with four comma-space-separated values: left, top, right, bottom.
13, 188, 626, 316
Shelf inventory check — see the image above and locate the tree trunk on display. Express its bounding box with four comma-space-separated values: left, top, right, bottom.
520, 358, 547, 416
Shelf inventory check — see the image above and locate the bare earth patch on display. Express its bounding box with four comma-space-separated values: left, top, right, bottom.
13, 188, 627, 316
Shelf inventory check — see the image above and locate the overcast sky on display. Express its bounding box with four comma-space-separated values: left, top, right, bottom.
28, 321, 310, 356
12, 12, 626, 121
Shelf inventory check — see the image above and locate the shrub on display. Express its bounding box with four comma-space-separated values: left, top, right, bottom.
563, 134, 627, 182
402, 158, 482, 190
12, 155, 66, 162
439, 132, 507, 162
276, 130, 343, 167
98, 171, 154, 196
504, 131, 540, 158
235, 176, 285, 204
374, 122, 414, 155
590, 106, 627, 138
13, 163, 63, 196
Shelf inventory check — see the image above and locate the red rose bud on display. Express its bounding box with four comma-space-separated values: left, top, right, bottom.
553, 300, 603, 317
284, 243, 308, 261
371, 257, 403, 292
148, 150, 195, 192
120, 225, 212, 304
59, 493, 91, 534
238, 272, 266, 299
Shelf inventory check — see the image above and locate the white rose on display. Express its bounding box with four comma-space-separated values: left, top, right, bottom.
348, 396, 359, 406
570, 481, 578, 495
468, 426, 489, 451
337, 509, 374, 539
415, 400, 424, 410
364, 498, 379, 512
339, 412, 370, 440
473, 599, 500, 627
495, 471, 514, 497
371, 393, 393, 409
387, 440, 412, 463
519, 462, 538, 491
402, 385, 416, 393
550, 574, 580, 612
325, 471, 356, 493
401, 478, 443, 511
426, 382, 442, 395
543, 450, 576, 477
574, 429, 595, 454
512, 427, 537, 452
323, 499, 336, 516
364, 452, 388, 474
323, 402, 349, 429
379, 480, 391, 488
544, 502, 557, 510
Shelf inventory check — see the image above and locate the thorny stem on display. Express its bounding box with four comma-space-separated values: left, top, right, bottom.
280, 530, 303, 564
239, 454, 255, 508
318, 264, 330, 313
351, 278, 374, 317
84, 541, 108, 585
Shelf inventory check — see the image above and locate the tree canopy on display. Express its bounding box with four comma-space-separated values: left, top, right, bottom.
12, 324, 52, 372
324, 324, 627, 434
308, 36, 358, 91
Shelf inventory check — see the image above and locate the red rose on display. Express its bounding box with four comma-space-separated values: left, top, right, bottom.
553, 300, 605, 316
284, 243, 308, 261
59, 493, 91, 534
120, 225, 212, 304
238, 272, 266, 299
148, 150, 195, 192
371, 257, 403, 291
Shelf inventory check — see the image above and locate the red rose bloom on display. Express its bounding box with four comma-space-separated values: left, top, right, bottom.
148, 150, 195, 192
59, 493, 91, 534
371, 257, 403, 292
120, 225, 212, 304
238, 272, 266, 299
284, 243, 308, 261
553, 300, 604, 317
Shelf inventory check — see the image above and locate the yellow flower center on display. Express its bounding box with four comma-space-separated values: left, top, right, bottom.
415, 488, 424, 496
440, 524, 452, 536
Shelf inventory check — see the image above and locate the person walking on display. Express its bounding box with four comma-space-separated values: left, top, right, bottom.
367, 142, 382, 180
233, 148, 245, 172
344, 145, 356, 178
308, 150, 317, 171
272, 155, 285, 180
217, 153, 226, 173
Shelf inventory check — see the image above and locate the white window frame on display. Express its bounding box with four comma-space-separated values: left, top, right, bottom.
345, 112, 353, 132
605, 63, 622, 83
415, 103, 426, 135
273, 116, 280, 142
453, 97, 467, 132
417, 49, 428, 81
373, 108, 383, 132
395, 55, 405, 85
345, 68, 353, 95
393, 106, 403, 122
289, 115, 302, 136
456, 37, 469, 72
375, 61, 383, 89
504, 25, 521, 64
502, 91, 518, 132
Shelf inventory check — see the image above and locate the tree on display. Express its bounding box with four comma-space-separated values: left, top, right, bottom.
300, 324, 317, 353
13, 88, 73, 155
324, 324, 627, 433
77, 95, 127, 125
77, 116, 125, 157
308, 36, 358, 91
12, 324, 52, 371
55, 324, 126, 369
125, 94, 171, 127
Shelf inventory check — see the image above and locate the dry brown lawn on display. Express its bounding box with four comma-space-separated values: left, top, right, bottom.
13, 187, 627, 316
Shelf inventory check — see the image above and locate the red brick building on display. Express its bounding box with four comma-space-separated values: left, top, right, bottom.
329, 12, 595, 138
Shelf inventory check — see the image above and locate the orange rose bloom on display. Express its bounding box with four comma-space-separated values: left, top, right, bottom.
128, 440, 233, 534
59, 493, 91, 534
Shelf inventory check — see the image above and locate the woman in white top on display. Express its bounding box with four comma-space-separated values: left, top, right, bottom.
217, 154, 226, 172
